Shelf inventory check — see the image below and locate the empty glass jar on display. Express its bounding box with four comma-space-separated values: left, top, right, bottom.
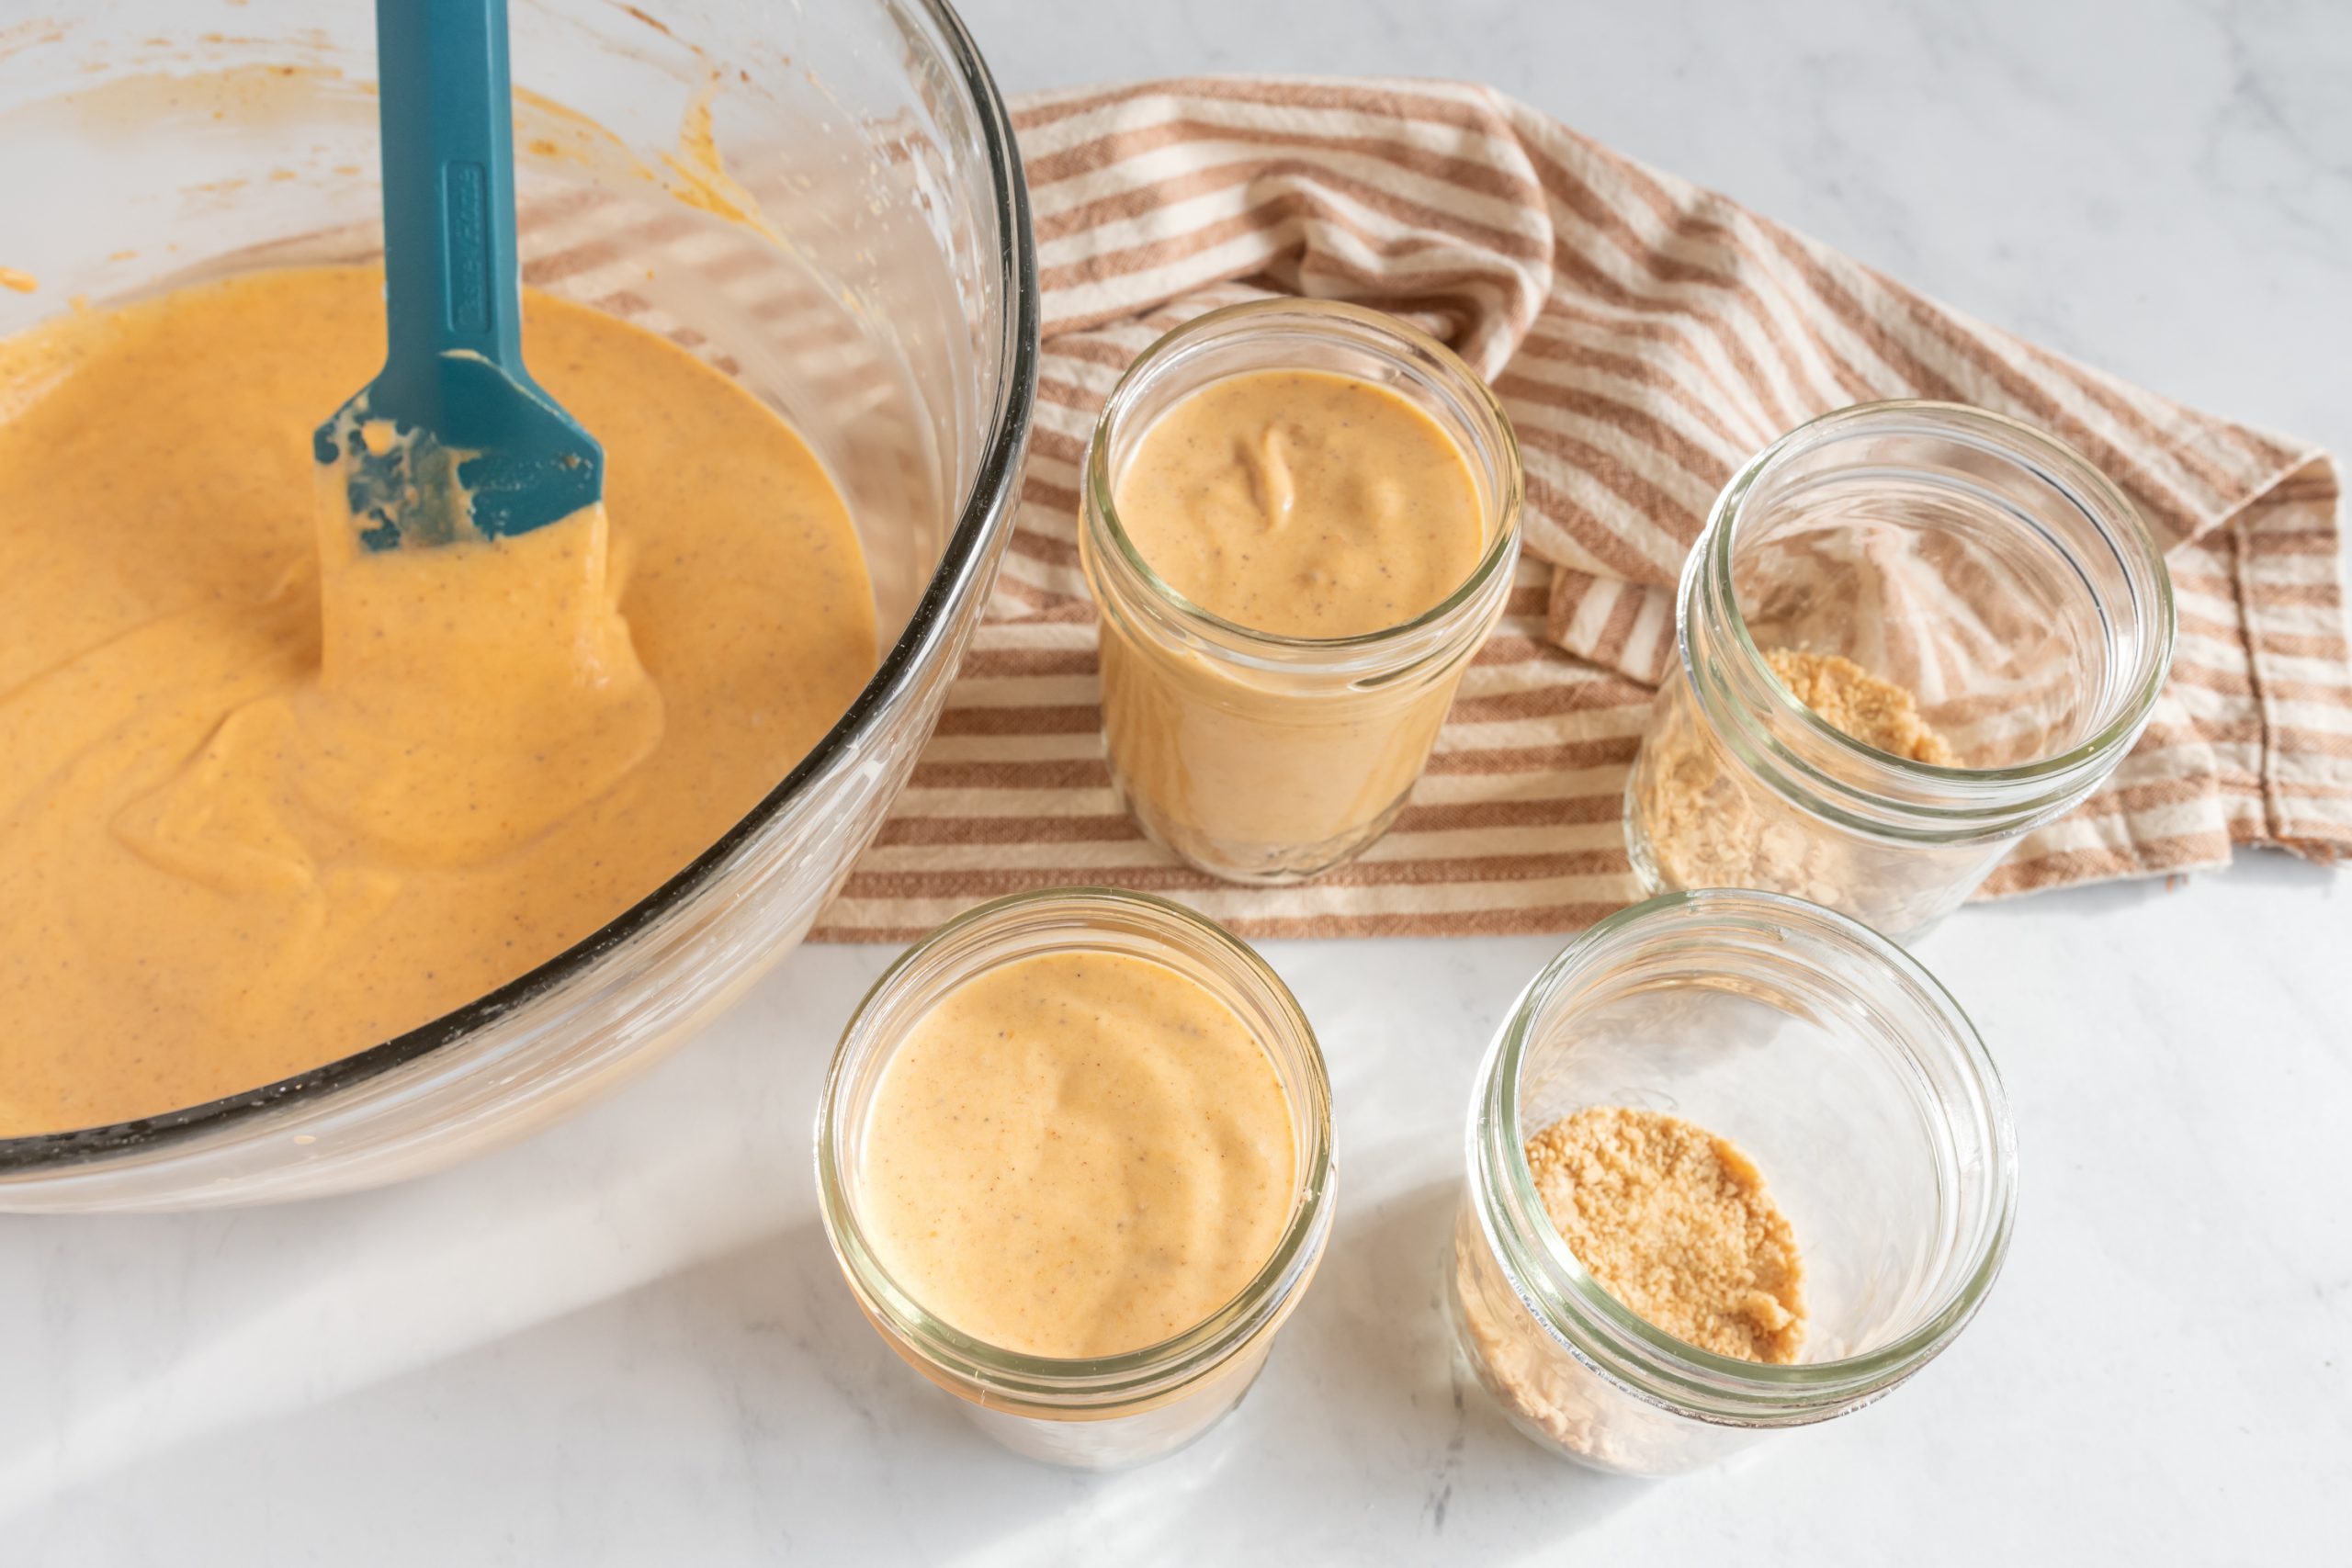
1449, 889, 2017, 1475
1625, 401, 2176, 941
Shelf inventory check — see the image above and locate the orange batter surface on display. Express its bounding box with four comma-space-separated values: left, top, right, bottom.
858, 950, 1296, 1359
0, 267, 875, 1134
1112, 368, 1486, 637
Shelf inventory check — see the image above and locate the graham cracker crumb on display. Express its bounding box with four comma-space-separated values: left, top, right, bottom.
1763, 649, 1957, 765
1525, 1107, 1805, 1364
1628, 647, 1964, 928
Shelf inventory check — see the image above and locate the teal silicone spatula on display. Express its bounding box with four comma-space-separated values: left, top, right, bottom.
314, 0, 600, 550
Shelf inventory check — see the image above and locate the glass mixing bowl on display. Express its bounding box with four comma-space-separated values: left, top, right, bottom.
0, 0, 1037, 1210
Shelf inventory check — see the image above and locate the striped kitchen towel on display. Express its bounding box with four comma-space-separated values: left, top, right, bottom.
811, 76, 2352, 941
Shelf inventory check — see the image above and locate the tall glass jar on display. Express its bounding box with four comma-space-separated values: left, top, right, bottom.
1079, 300, 1522, 885
816, 887, 1336, 1470
1625, 401, 2176, 941
1449, 890, 2017, 1476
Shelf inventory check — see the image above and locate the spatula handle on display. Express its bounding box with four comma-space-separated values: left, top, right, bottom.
375, 0, 525, 385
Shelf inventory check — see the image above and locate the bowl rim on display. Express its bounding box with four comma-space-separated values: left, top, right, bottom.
0, 0, 1041, 1175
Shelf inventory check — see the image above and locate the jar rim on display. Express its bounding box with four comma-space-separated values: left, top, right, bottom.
1468, 889, 2018, 1426
1081, 298, 1524, 671
815, 886, 1337, 1411
1683, 400, 2178, 838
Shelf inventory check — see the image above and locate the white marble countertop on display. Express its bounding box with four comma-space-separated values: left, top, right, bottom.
9, 1, 2351, 1562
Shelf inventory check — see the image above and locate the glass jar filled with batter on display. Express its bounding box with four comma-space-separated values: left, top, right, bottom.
1624, 401, 2176, 942
816, 886, 1336, 1470
1079, 300, 1522, 885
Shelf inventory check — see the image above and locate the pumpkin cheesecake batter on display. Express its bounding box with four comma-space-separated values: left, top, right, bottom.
1089, 367, 1498, 881
1110, 369, 1487, 638
857, 950, 1296, 1359
0, 266, 876, 1134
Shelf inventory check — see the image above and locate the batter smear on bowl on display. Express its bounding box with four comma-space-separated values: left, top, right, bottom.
0, 266, 876, 1134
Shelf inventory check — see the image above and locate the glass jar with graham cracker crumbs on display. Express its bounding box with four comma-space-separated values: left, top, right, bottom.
1448, 890, 2016, 1476
1625, 401, 2176, 942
